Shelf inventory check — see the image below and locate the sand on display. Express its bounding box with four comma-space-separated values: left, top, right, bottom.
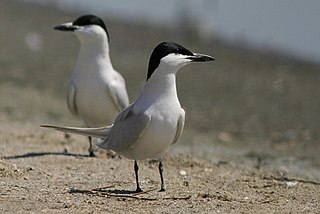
0, 1, 319, 213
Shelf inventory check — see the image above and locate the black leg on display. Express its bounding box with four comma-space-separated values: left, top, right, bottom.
134, 160, 142, 192
88, 136, 95, 157
159, 160, 166, 191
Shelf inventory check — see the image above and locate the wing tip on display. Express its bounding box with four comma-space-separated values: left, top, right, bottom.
96, 138, 108, 149
40, 124, 53, 128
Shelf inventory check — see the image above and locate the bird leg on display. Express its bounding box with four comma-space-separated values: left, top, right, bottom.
134, 160, 142, 192
159, 159, 166, 191
88, 136, 95, 157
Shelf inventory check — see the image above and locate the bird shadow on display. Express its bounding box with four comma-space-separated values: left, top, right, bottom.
67, 186, 159, 200
2, 151, 91, 159
69, 187, 139, 195
104, 189, 140, 194
67, 187, 191, 201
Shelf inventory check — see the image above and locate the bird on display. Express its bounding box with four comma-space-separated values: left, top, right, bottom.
42, 42, 215, 192
54, 15, 129, 157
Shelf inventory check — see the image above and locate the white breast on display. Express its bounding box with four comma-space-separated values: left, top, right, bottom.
119, 94, 182, 160
70, 53, 120, 127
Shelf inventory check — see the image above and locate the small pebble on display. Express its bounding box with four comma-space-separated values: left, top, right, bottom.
286, 181, 298, 188
179, 170, 187, 176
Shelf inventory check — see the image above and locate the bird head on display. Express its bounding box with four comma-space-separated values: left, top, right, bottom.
146, 42, 215, 80
54, 15, 109, 44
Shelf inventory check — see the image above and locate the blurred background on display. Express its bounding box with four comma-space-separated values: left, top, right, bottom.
1, 0, 319, 179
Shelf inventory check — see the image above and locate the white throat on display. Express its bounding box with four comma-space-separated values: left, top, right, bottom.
75, 35, 113, 75
140, 66, 179, 107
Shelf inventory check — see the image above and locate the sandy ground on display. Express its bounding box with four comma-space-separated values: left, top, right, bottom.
0, 120, 319, 214
0, 1, 320, 213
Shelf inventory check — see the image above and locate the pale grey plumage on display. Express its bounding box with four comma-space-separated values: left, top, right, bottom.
172, 110, 185, 145
54, 15, 129, 156
96, 104, 151, 152
42, 41, 215, 192
66, 81, 78, 116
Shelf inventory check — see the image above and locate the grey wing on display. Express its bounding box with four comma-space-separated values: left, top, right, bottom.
66, 81, 78, 116
172, 109, 185, 144
107, 74, 129, 112
106, 104, 151, 152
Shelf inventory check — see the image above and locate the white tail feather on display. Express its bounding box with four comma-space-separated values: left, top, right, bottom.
41, 124, 112, 138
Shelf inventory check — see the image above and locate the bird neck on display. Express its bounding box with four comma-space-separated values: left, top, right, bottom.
141, 72, 178, 104
78, 39, 113, 70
